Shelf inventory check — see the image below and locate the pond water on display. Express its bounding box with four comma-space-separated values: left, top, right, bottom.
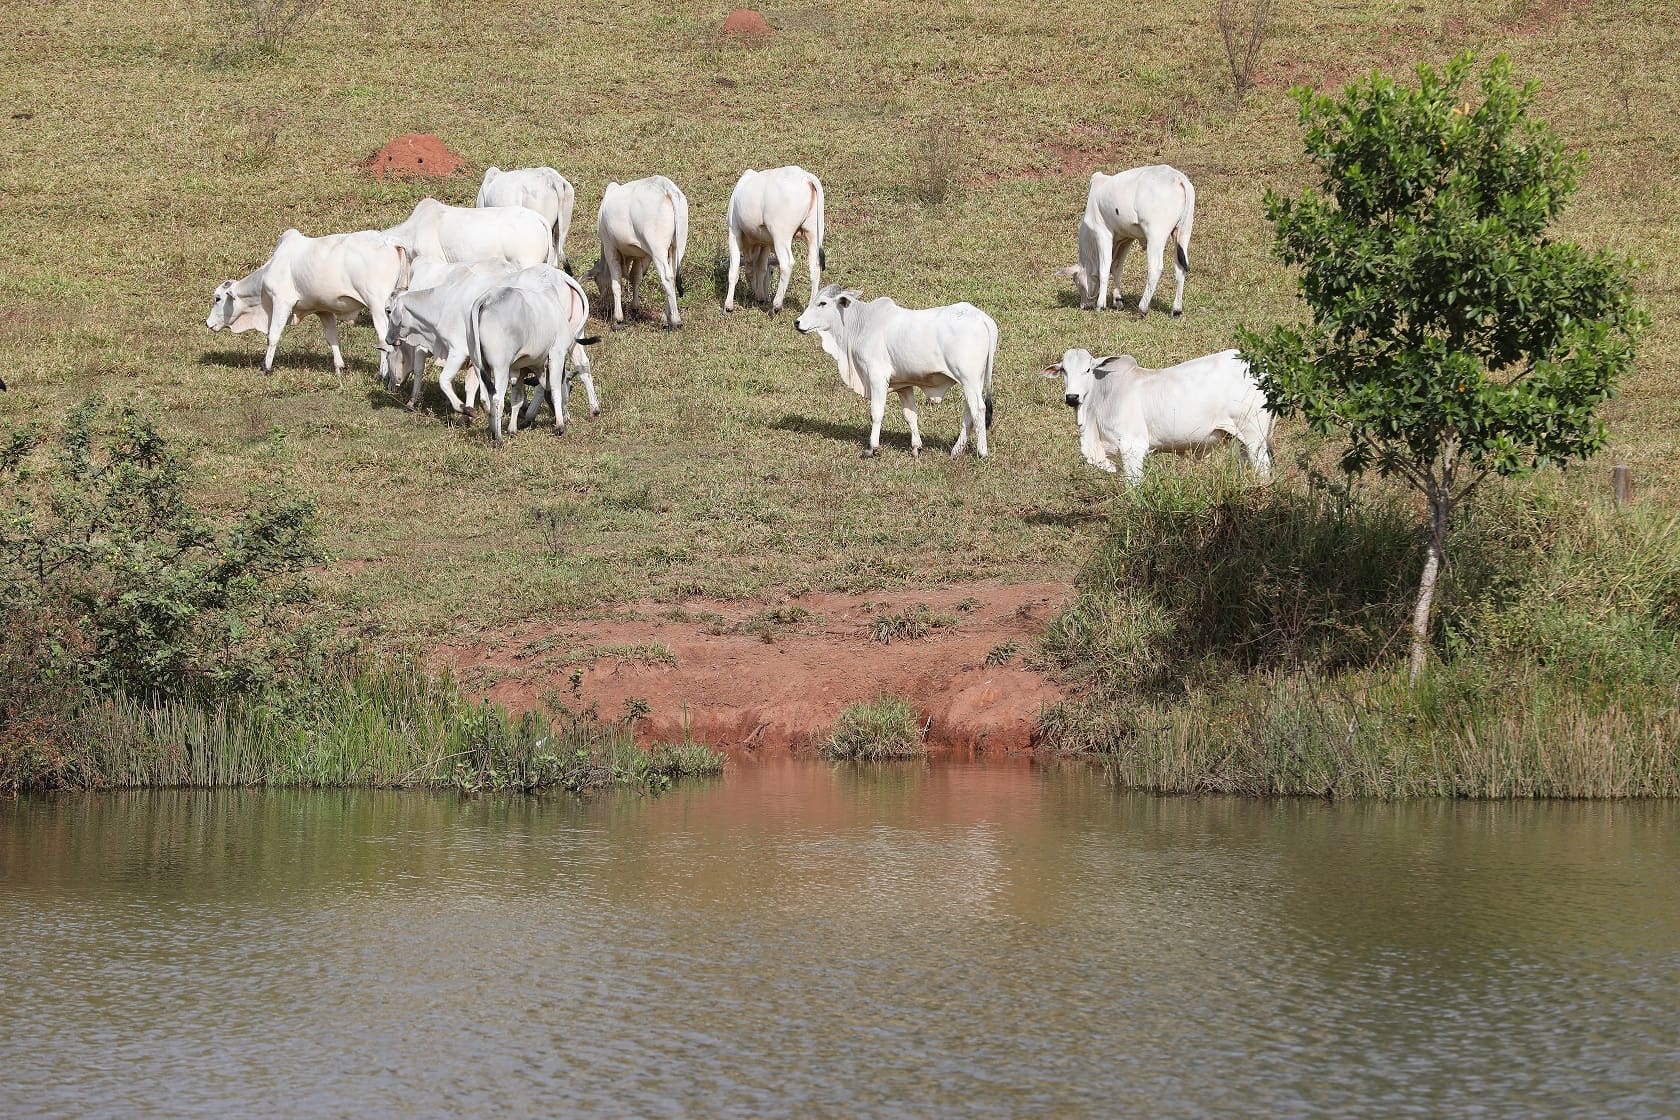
3, 762, 1678, 1119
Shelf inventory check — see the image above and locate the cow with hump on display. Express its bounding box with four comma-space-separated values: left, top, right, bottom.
206, 228, 410, 384
1057, 165, 1196, 318
384, 197, 553, 272
477, 167, 576, 273
583, 175, 689, 330
1044, 347, 1274, 485
465, 265, 600, 446
722, 166, 825, 316
795, 284, 997, 459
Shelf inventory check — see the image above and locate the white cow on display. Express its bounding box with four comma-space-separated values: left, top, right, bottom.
795, 284, 997, 459
206, 228, 410, 383
477, 167, 576, 272
1057, 165, 1196, 318
384, 198, 553, 272
466, 277, 598, 445
1044, 347, 1273, 484
583, 175, 688, 329
384, 263, 600, 422
723, 166, 825, 315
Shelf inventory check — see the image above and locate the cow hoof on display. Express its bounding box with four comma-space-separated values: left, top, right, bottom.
261, 364, 273, 377
403, 401, 417, 413
1171, 308, 1183, 319
664, 321, 682, 331
723, 305, 736, 314
860, 448, 878, 459
590, 408, 601, 419
1133, 309, 1148, 321
554, 425, 567, 437
910, 446, 921, 458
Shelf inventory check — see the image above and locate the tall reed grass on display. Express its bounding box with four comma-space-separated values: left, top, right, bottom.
1039, 469, 1680, 798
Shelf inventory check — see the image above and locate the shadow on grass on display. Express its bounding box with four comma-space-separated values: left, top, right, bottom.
769, 412, 918, 453
197, 349, 379, 377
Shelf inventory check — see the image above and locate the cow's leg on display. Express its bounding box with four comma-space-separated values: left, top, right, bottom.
571, 343, 600, 417
1112, 239, 1134, 310
1080, 425, 1116, 472
520, 367, 544, 429
652, 256, 681, 329
769, 233, 797, 315
1119, 444, 1147, 485
1240, 423, 1274, 482
406, 346, 430, 410
546, 346, 571, 434
952, 404, 970, 457
318, 313, 344, 380
627, 259, 646, 317
724, 228, 743, 312
1091, 227, 1115, 311
487, 367, 507, 446
507, 370, 525, 437
1136, 234, 1168, 319
262, 297, 295, 376
863, 386, 886, 458
898, 387, 922, 457
435, 351, 468, 416
960, 379, 989, 458
608, 258, 626, 326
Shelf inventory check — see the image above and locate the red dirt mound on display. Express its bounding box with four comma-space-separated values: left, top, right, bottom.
721, 9, 773, 38
443, 581, 1070, 755
363, 133, 465, 180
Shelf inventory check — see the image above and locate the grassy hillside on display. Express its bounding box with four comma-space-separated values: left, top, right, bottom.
1, 0, 1675, 650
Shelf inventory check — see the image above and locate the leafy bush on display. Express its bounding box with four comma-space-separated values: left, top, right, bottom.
0, 397, 319, 704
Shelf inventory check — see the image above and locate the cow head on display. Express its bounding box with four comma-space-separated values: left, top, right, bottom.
794, 283, 860, 336
1045, 348, 1135, 408
205, 279, 266, 334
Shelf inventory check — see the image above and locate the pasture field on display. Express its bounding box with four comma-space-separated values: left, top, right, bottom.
1, 0, 1676, 659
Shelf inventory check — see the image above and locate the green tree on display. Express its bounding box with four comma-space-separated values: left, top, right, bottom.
0, 397, 320, 701
1239, 53, 1645, 682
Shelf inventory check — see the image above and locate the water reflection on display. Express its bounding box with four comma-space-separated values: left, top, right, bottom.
3, 764, 1677, 1119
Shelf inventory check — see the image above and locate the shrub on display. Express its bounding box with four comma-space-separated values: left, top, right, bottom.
1217, 0, 1274, 97
822, 696, 927, 761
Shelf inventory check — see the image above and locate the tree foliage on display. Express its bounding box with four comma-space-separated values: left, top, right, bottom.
1238, 53, 1645, 678
0, 397, 320, 702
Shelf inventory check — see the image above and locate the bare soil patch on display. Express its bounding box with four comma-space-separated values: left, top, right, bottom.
721, 10, 774, 38
444, 581, 1069, 754
363, 133, 466, 180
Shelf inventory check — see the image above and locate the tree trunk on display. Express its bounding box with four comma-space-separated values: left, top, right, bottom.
1408, 493, 1450, 685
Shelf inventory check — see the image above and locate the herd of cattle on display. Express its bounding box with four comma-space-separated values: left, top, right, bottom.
204, 161, 1275, 481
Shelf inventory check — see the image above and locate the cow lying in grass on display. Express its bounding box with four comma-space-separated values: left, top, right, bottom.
1045, 347, 1273, 484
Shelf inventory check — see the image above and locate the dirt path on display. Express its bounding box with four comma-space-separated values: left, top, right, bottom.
445, 581, 1070, 753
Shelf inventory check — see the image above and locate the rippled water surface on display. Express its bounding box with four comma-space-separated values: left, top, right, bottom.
3, 763, 1678, 1118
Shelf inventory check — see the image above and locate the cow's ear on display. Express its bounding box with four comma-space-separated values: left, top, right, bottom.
1041, 364, 1063, 379
1093, 354, 1136, 379
836, 294, 851, 308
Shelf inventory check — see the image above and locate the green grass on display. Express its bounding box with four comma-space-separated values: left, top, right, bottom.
1, 1, 1673, 651
0, 656, 726, 793
821, 696, 928, 761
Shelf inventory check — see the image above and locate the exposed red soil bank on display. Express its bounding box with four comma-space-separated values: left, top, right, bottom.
363, 133, 466, 180
446, 582, 1069, 754
721, 9, 773, 38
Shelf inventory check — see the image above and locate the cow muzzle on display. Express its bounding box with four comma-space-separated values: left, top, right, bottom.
1065, 394, 1081, 408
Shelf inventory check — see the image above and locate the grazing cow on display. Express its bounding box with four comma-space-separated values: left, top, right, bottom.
583, 175, 688, 329
477, 166, 576, 272
206, 228, 410, 382
795, 284, 997, 459
466, 277, 599, 445
723, 166, 825, 315
1056, 165, 1196, 318
1044, 347, 1273, 484
384, 263, 600, 422
384, 197, 552, 272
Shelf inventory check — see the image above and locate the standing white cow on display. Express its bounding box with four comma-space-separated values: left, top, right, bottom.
206, 228, 410, 383
477, 167, 576, 272
583, 175, 688, 329
795, 284, 997, 459
466, 276, 598, 445
384, 263, 600, 421
384, 198, 553, 272
1044, 347, 1273, 484
1057, 165, 1196, 318
723, 166, 825, 315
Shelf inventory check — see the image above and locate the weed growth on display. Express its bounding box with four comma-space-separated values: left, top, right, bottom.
821, 696, 928, 761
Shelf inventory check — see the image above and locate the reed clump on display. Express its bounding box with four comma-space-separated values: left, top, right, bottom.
1039, 469, 1680, 798
821, 696, 928, 761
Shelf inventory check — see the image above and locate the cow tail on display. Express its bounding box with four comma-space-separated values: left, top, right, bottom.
668, 187, 688, 297
1174, 176, 1195, 275
809, 177, 826, 272
468, 291, 490, 396
983, 321, 997, 431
